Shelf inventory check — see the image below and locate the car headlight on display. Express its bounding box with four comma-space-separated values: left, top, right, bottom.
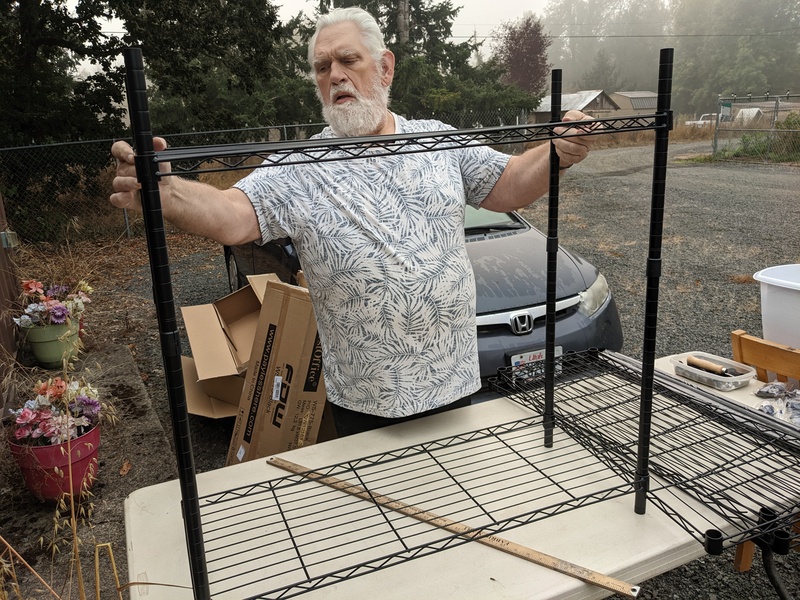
578, 274, 610, 317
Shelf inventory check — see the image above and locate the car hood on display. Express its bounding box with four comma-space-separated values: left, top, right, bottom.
466, 226, 598, 315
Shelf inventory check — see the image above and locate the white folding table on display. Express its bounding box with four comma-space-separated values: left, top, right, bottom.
125, 395, 718, 600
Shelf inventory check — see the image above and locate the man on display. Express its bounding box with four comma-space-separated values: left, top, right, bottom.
111, 7, 595, 436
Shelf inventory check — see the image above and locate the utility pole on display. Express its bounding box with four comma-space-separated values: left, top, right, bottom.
397, 0, 410, 46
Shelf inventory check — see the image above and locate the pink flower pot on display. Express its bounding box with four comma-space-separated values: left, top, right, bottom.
8, 426, 100, 501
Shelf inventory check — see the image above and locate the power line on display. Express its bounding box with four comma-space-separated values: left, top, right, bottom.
453, 32, 798, 40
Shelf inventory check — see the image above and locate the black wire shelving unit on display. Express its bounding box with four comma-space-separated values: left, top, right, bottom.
186, 348, 800, 599
123, 46, 800, 600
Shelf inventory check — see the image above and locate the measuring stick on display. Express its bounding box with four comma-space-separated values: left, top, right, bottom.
269, 457, 640, 598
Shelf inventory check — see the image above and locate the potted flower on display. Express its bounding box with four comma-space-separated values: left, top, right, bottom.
6, 375, 104, 500
12, 279, 92, 369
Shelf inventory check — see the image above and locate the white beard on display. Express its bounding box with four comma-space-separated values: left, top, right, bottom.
319, 74, 390, 137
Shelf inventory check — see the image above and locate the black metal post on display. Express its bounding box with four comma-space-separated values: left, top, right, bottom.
123, 47, 211, 598
634, 48, 674, 515
544, 69, 563, 448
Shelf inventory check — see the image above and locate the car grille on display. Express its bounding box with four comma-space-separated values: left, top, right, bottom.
476, 298, 580, 336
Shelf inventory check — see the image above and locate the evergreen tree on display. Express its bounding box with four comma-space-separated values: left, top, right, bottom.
1, 0, 128, 146
579, 48, 626, 92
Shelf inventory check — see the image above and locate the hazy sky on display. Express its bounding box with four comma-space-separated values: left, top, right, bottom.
96, 1, 551, 43
276, 0, 550, 43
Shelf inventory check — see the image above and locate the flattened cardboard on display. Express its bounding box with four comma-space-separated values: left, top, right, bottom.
181, 356, 241, 419
226, 281, 327, 465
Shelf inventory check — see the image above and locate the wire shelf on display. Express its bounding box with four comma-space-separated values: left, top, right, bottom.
150, 115, 662, 177
186, 351, 799, 599
492, 351, 800, 552
198, 415, 631, 598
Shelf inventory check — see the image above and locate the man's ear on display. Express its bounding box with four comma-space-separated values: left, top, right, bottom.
380, 50, 395, 86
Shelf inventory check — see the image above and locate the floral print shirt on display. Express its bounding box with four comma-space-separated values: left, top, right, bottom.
234, 114, 510, 417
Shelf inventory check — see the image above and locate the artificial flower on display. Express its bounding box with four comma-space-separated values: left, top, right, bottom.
12, 279, 92, 328
7, 376, 104, 446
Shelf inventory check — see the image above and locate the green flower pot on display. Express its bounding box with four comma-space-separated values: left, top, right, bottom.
24, 321, 80, 369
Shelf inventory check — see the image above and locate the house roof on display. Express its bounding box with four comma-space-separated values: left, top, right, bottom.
611, 91, 658, 110
614, 91, 657, 98
537, 90, 618, 113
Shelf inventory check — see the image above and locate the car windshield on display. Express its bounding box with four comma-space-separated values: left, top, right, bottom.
464, 205, 524, 233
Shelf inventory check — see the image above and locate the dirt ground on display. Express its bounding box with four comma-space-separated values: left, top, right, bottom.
0, 234, 223, 599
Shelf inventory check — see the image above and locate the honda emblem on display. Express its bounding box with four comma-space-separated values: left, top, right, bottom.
510, 313, 533, 335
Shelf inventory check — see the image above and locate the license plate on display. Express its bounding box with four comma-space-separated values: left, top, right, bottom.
510, 346, 562, 367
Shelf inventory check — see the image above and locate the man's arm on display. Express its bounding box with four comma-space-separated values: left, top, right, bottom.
480, 111, 595, 213
110, 137, 262, 246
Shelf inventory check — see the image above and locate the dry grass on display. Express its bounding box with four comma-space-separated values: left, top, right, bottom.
592, 120, 715, 151
198, 156, 262, 190
730, 274, 757, 285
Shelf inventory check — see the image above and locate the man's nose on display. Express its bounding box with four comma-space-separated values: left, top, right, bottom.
329, 60, 348, 83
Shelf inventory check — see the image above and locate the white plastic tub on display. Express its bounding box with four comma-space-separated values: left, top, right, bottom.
753, 264, 800, 348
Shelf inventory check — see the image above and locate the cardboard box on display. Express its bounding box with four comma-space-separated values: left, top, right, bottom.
182, 285, 259, 380
181, 274, 281, 417
246, 273, 282, 303
226, 280, 327, 465
181, 356, 243, 419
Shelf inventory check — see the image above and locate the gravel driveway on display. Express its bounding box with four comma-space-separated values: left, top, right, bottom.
520, 141, 798, 362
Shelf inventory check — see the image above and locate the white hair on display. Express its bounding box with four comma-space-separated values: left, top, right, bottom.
307, 7, 387, 68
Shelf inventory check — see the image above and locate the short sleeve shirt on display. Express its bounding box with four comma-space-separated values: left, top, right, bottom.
234, 114, 510, 417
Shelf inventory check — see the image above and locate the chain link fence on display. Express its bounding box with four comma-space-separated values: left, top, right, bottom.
713, 94, 800, 164
0, 122, 333, 245
1, 108, 528, 245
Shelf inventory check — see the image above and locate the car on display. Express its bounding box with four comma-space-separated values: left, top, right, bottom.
225, 236, 300, 290
225, 205, 623, 382
685, 113, 718, 127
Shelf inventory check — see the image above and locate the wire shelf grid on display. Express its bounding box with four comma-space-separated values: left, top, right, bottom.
179, 351, 799, 599
196, 413, 633, 598
492, 351, 800, 552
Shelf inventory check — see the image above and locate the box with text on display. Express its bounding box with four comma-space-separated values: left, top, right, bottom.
226, 281, 327, 465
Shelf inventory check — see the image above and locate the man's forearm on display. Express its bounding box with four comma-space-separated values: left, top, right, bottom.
162, 178, 262, 246
481, 111, 595, 213
111, 137, 261, 246
480, 144, 552, 212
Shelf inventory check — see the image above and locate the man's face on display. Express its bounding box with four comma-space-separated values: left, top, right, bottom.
312, 21, 392, 136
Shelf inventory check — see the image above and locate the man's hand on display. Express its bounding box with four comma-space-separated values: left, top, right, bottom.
109, 136, 261, 246
110, 137, 171, 211
552, 110, 597, 169
480, 110, 600, 212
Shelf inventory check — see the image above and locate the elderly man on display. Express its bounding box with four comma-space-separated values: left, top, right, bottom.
111, 7, 594, 436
